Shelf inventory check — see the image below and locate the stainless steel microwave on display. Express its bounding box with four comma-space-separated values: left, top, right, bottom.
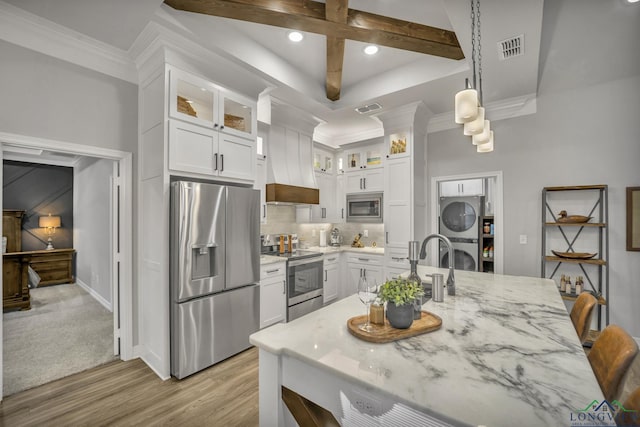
346, 193, 383, 223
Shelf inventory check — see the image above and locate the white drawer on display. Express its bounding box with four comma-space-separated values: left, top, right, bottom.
323, 254, 340, 265
347, 254, 383, 265
260, 262, 286, 280
385, 247, 410, 269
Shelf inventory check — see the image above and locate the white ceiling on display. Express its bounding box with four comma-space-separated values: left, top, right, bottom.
3, 0, 547, 146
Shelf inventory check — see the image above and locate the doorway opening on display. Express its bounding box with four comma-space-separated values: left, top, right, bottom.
430, 171, 503, 274
0, 132, 133, 399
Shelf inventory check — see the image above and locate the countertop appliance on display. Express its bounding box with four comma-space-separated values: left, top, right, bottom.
330, 228, 342, 246
346, 193, 383, 223
262, 244, 323, 321
170, 181, 260, 379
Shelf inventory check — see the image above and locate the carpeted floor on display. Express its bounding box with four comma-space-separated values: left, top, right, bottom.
2, 283, 116, 396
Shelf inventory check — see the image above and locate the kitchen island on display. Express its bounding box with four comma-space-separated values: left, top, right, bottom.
250, 266, 610, 426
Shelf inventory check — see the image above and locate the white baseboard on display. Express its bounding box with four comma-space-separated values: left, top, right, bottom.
75, 279, 112, 312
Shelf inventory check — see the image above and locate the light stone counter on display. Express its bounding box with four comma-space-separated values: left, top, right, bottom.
250, 266, 610, 426
307, 245, 385, 256
259, 254, 286, 266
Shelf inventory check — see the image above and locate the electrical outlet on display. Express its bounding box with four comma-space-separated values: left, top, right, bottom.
363, 229, 369, 237
351, 391, 381, 416
520, 234, 527, 244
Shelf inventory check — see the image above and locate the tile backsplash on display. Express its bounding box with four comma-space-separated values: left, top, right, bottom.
260, 205, 384, 248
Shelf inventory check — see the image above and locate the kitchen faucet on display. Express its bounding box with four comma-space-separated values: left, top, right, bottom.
419, 233, 456, 296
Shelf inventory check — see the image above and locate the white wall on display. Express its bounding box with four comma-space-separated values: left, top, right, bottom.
427, 74, 640, 337
0, 40, 139, 343
74, 157, 114, 308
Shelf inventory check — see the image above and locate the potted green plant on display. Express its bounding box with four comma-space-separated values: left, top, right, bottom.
378, 278, 425, 329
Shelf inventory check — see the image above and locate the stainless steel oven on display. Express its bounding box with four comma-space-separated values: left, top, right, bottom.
346, 192, 383, 223
286, 252, 324, 321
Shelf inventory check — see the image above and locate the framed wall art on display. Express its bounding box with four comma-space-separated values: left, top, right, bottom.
627, 187, 640, 251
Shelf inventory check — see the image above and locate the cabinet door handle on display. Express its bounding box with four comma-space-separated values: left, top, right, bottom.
322, 207, 326, 218
220, 154, 224, 172
214, 153, 218, 171
363, 178, 366, 189
325, 270, 328, 282
360, 268, 363, 277
214, 123, 219, 128
220, 125, 225, 130
358, 258, 369, 262
266, 268, 280, 274
385, 232, 389, 244
283, 280, 286, 294
359, 178, 363, 190
392, 257, 405, 261
341, 208, 344, 219
363, 269, 367, 278
327, 257, 336, 262
263, 205, 266, 218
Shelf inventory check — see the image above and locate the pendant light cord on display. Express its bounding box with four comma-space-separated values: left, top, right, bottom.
476, 0, 483, 106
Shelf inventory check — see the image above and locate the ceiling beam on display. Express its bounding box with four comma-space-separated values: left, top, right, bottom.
164, 0, 464, 59
325, 0, 348, 101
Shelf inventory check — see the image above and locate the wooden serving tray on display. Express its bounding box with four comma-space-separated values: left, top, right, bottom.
347, 310, 442, 343
551, 250, 597, 260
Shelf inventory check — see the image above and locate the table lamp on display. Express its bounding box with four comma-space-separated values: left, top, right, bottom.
39, 213, 61, 250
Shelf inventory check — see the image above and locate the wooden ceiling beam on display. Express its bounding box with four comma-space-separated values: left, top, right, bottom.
164, 0, 464, 59
325, 0, 348, 101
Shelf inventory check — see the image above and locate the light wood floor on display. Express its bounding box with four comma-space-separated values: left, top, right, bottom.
0, 347, 258, 426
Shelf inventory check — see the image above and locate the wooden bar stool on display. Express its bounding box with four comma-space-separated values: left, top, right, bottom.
615, 387, 640, 426
570, 292, 597, 344
587, 325, 638, 401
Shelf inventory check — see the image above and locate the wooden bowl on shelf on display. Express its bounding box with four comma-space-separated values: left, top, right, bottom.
551, 250, 597, 260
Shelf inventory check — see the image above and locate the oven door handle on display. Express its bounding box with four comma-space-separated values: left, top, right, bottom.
288, 256, 323, 267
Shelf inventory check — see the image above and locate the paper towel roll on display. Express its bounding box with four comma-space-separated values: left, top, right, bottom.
319, 229, 327, 247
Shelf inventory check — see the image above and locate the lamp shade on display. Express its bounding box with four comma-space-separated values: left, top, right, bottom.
39, 214, 61, 228
464, 107, 485, 135
477, 131, 494, 153
454, 88, 479, 123
472, 120, 491, 145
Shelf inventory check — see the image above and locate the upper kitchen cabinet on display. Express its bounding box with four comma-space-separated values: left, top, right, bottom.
169, 120, 255, 182
314, 147, 334, 174
169, 68, 257, 140
440, 179, 484, 197
386, 130, 411, 159
343, 140, 384, 172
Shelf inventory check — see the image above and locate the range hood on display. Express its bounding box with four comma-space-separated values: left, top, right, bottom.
265, 124, 319, 205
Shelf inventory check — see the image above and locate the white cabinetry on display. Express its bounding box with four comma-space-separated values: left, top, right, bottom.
343, 142, 384, 172
169, 68, 257, 140
323, 254, 340, 305
345, 254, 384, 299
314, 148, 334, 174
440, 179, 484, 197
255, 156, 267, 223
260, 262, 287, 329
336, 174, 346, 223
169, 120, 255, 182
345, 169, 384, 194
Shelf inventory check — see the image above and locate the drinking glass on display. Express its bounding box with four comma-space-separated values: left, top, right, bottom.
358, 277, 378, 332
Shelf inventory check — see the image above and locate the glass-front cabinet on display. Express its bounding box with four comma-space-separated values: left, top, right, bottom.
169, 68, 257, 140
343, 140, 384, 172
313, 148, 334, 173
386, 130, 410, 158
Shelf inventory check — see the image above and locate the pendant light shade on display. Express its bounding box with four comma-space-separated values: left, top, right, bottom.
464, 107, 485, 135
454, 88, 479, 124
472, 120, 491, 145
477, 131, 494, 153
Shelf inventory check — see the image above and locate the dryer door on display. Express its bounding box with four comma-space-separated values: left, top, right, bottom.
440, 244, 478, 272
439, 196, 483, 239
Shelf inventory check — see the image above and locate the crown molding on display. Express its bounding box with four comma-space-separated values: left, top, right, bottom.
427, 93, 538, 134
0, 1, 137, 83
314, 126, 384, 148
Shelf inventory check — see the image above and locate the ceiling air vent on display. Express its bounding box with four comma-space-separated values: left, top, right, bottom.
355, 103, 382, 114
498, 34, 524, 60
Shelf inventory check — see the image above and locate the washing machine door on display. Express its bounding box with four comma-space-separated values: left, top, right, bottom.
440, 247, 477, 272
439, 196, 483, 239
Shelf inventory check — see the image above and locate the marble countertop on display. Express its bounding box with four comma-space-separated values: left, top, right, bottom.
306, 245, 385, 255
250, 266, 606, 426
259, 254, 285, 266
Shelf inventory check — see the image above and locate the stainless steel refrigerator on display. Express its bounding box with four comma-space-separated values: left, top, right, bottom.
170, 180, 260, 379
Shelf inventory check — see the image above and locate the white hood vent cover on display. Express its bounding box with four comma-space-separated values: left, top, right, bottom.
498, 35, 524, 60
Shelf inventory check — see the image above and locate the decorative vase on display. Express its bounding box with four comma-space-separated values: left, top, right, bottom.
386, 301, 414, 329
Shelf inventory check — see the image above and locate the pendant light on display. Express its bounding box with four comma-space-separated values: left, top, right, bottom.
455, 0, 494, 152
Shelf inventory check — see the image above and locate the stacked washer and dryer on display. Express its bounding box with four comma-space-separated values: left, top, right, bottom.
438, 195, 484, 272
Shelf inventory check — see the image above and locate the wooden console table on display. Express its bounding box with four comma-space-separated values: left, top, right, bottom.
2, 248, 75, 311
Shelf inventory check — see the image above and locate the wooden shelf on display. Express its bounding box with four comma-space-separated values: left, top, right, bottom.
544, 222, 606, 227
559, 291, 606, 305
482, 234, 495, 238
544, 185, 607, 192
545, 256, 606, 266
481, 257, 494, 263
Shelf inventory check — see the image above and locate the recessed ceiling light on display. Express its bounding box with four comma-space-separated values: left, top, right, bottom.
363, 45, 379, 55
288, 31, 304, 42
